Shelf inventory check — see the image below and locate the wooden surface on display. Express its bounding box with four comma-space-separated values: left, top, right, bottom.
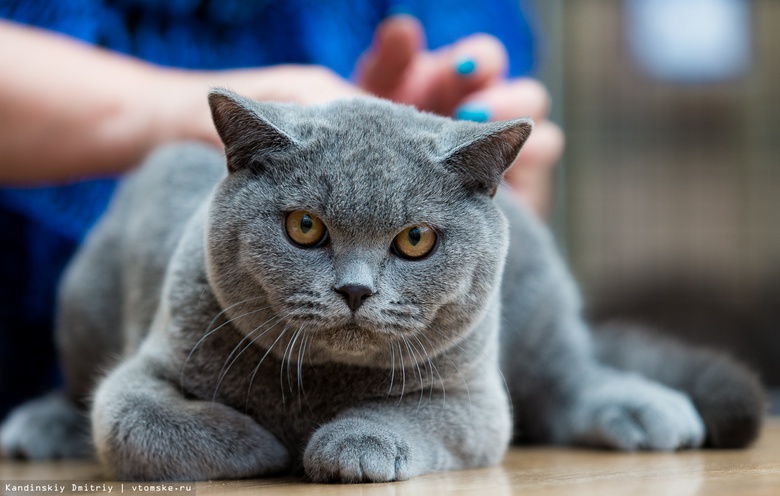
2, 419, 779, 495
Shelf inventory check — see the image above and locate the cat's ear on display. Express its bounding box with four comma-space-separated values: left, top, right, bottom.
443, 118, 533, 197
208, 88, 297, 173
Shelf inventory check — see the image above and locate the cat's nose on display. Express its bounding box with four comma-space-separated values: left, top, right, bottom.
334, 284, 374, 312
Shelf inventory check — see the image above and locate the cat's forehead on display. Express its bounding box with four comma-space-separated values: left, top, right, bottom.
301, 99, 453, 151
279, 146, 463, 235
276, 101, 468, 229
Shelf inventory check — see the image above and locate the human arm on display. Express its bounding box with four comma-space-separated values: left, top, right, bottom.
0, 19, 362, 183
0, 16, 562, 215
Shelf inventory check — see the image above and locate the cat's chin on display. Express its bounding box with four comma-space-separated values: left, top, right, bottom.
304, 322, 397, 367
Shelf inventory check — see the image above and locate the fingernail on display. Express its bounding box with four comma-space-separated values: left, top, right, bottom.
455, 103, 491, 122
454, 57, 477, 76
385, 5, 413, 17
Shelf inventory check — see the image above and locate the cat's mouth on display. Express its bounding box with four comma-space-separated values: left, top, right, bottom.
277, 300, 427, 344
280, 301, 372, 325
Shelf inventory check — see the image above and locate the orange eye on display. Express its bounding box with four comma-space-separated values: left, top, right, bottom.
392, 225, 436, 259
286, 211, 327, 247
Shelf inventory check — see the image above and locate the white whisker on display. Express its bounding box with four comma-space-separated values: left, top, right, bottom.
412, 333, 443, 407
402, 335, 425, 413
280, 326, 304, 402
387, 342, 396, 398
296, 327, 308, 399
397, 341, 406, 406
180, 298, 270, 391
213, 310, 297, 404
244, 325, 291, 412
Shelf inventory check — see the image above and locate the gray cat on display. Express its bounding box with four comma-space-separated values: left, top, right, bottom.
0, 90, 764, 482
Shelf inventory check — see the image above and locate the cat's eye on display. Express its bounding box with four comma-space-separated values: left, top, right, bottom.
392, 225, 437, 260
286, 211, 328, 248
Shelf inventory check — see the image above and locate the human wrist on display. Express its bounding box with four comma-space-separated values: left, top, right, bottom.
143, 66, 223, 149
141, 64, 367, 152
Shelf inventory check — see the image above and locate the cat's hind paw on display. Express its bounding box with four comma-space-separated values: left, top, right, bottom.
304, 418, 413, 483
569, 375, 706, 451
0, 392, 92, 459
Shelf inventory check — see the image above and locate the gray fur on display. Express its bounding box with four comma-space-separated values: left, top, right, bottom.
0, 90, 764, 481
0, 392, 90, 459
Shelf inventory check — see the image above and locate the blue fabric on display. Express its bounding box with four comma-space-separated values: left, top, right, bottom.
0, 0, 536, 418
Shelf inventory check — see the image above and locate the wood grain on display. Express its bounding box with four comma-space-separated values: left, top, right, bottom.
2, 419, 778, 495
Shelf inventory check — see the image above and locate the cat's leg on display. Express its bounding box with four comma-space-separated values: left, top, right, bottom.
303, 369, 510, 483
0, 392, 91, 459
592, 324, 764, 448
547, 366, 706, 451
497, 188, 723, 450
506, 319, 706, 451
91, 353, 290, 481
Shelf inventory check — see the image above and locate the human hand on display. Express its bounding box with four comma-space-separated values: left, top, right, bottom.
355, 15, 564, 216
156, 65, 368, 149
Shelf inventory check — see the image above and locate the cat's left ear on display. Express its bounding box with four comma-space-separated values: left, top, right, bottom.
208, 88, 297, 173
443, 118, 533, 197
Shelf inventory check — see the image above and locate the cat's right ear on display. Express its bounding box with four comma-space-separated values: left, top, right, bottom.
208, 89, 296, 173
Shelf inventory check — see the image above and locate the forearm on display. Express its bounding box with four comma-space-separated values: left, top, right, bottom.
0, 20, 361, 184
0, 21, 178, 182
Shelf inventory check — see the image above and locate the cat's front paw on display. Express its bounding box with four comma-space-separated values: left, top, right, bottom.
570, 375, 705, 451
94, 398, 290, 480
304, 418, 414, 483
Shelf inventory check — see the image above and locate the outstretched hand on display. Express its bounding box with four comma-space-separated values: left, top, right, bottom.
355, 15, 564, 216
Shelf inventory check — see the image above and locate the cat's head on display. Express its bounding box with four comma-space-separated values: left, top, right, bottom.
205, 89, 532, 366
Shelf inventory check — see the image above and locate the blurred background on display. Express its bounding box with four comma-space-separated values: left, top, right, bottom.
531, 0, 780, 398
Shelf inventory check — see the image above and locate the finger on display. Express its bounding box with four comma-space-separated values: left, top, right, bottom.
504, 121, 564, 217
454, 78, 551, 123
509, 120, 564, 172
356, 15, 425, 97
507, 170, 553, 219
420, 33, 509, 115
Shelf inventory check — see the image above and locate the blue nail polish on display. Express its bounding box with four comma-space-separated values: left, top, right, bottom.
455, 104, 491, 122
455, 57, 477, 76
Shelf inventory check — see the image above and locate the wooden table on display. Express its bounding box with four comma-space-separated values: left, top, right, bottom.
2, 420, 778, 495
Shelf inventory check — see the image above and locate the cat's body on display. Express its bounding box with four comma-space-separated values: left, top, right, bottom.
0, 92, 764, 481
